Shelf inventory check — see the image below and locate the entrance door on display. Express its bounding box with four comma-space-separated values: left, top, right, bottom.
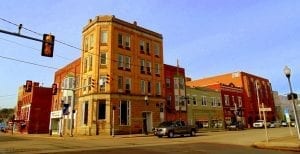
142, 112, 152, 134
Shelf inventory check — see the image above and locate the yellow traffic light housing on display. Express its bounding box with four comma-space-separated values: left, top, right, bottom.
41, 34, 55, 57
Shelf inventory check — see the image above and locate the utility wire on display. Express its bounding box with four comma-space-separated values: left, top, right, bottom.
0, 37, 73, 61
0, 94, 16, 98
0, 55, 58, 70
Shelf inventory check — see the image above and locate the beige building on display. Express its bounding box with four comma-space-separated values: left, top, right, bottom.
77, 15, 165, 135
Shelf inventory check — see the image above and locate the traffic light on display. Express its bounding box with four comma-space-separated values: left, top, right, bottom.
41, 34, 55, 57
106, 74, 110, 83
52, 83, 58, 95
62, 103, 70, 115
91, 79, 95, 88
25, 80, 32, 92
287, 93, 298, 100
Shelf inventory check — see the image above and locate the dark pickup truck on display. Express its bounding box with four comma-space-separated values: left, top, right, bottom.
153, 121, 197, 138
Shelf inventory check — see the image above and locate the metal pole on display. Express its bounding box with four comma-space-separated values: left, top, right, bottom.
70, 89, 75, 137
262, 103, 269, 142
112, 109, 115, 137
256, 81, 262, 120
287, 77, 300, 140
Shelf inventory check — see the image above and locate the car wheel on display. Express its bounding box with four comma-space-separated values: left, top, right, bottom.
190, 130, 196, 136
168, 131, 174, 138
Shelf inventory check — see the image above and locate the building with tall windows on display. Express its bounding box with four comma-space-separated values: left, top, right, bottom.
78, 15, 165, 135
186, 71, 275, 127
51, 58, 81, 136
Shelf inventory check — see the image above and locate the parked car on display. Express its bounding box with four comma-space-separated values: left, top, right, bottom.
153, 121, 197, 138
227, 122, 244, 131
281, 121, 288, 127
269, 121, 281, 128
253, 120, 270, 128
290, 121, 295, 127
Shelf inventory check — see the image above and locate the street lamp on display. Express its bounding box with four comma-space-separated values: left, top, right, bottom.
283, 66, 300, 140
144, 95, 149, 106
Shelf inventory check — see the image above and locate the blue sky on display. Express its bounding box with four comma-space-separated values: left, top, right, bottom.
0, 0, 299, 108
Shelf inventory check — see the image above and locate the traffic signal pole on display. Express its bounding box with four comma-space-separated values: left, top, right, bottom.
0, 28, 43, 42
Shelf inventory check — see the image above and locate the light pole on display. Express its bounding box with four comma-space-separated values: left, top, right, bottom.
284, 66, 300, 140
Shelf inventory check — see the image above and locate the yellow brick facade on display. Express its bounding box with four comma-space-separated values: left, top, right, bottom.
76, 15, 165, 135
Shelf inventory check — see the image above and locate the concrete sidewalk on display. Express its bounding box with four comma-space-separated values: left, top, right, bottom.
253, 136, 300, 152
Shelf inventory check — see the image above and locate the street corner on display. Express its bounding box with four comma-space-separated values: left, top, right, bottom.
252, 141, 300, 152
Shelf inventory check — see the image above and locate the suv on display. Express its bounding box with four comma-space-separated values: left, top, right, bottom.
153, 121, 197, 138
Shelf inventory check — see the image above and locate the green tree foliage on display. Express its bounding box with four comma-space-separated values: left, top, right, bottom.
0, 108, 15, 123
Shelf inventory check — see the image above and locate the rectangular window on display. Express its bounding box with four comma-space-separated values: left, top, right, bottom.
232, 96, 235, 105
238, 96, 242, 107
155, 63, 160, 75
166, 78, 171, 88
118, 33, 123, 47
192, 96, 197, 105
68, 77, 74, 89
120, 100, 130, 125
156, 82, 161, 96
118, 54, 123, 69
201, 96, 207, 106
211, 97, 217, 107
118, 76, 123, 90
88, 55, 93, 71
100, 52, 107, 65
84, 57, 88, 73
146, 61, 151, 74
85, 37, 89, 51
140, 59, 145, 73
224, 95, 230, 106
124, 56, 131, 70
140, 80, 146, 94
83, 79, 87, 91
154, 43, 160, 57
89, 34, 94, 49
179, 77, 184, 89
101, 30, 108, 44
140, 40, 145, 51
146, 42, 150, 54
174, 78, 179, 89
124, 35, 130, 49
98, 100, 106, 120
125, 78, 131, 92
83, 101, 89, 125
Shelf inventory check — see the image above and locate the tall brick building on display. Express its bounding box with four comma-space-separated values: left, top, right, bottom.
16, 81, 52, 134
186, 71, 275, 127
77, 15, 165, 135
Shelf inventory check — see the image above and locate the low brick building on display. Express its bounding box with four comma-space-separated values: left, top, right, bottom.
16, 81, 52, 134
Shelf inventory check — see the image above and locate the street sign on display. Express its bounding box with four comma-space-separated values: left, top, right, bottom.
259, 107, 272, 112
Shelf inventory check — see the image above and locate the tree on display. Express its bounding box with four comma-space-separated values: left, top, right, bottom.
0, 108, 15, 123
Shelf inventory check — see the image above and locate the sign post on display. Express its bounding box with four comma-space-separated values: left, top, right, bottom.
259, 103, 272, 142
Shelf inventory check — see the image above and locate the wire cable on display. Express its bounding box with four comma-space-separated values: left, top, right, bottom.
0, 55, 59, 70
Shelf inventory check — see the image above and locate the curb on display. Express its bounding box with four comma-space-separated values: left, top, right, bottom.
252, 141, 300, 152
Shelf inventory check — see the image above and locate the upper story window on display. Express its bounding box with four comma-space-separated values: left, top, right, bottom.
101, 30, 108, 44
83, 57, 88, 73
238, 96, 242, 107
146, 61, 151, 74
147, 81, 151, 94
118, 76, 123, 90
84, 37, 89, 52
166, 78, 171, 88
224, 95, 230, 106
124, 56, 131, 71
100, 52, 107, 65
62, 77, 75, 89
140, 59, 145, 74
88, 55, 93, 71
88, 76, 92, 91
155, 82, 161, 96
89, 34, 94, 49
83, 79, 87, 92
118, 33, 130, 49
211, 97, 217, 107
192, 96, 197, 105
146, 42, 150, 55
154, 43, 160, 57
231, 96, 235, 105
125, 78, 131, 93
201, 96, 207, 106
118, 54, 124, 69
140, 40, 145, 53
140, 80, 146, 94
99, 75, 106, 92
154, 63, 160, 76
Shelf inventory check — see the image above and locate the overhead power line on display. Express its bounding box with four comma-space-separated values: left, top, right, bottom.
0, 55, 58, 70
